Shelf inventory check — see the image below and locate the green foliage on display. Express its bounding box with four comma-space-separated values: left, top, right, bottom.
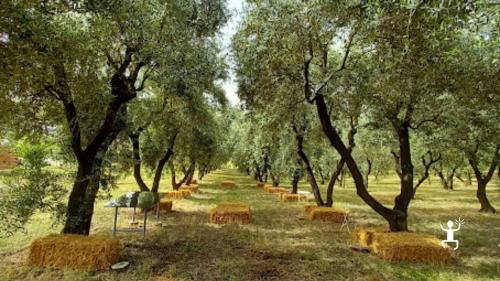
137, 192, 157, 210
0, 142, 67, 237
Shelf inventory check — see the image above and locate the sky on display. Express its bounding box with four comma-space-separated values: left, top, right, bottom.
220, 0, 245, 106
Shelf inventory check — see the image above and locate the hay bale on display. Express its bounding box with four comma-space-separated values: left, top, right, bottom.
157, 199, 173, 212
256, 182, 265, 188
281, 193, 306, 202
209, 202, 251, 224
353, 226, 388, 247
191, 179, 198, 184
220, 180, 236, 188
266, 187, 287, 194
370, 232, 452, 264
27, 234, 120, 271
304, 205, 318, 216
308, 207, 348, 223
180, 184, 198, 193
164, 191, 189, 200
180, 190, 191, 198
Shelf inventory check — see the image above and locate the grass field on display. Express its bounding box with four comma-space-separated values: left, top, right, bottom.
0, 169, 499, 281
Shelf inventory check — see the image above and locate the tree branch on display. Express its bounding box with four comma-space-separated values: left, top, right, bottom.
313, 26, 357, 97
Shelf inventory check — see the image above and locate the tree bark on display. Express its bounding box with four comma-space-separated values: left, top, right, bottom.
326, 160, 345, 207
271, 173, 280, 187
291, 172, 300, 194
365, 158, 372, 188
468, 147, 498, 213
128, 133, 150, 192
313, 94, 404, 231
170, 162, 195, 190
293, 124, 324, 206
151, 134, 177, 193
54, 54, 142, 235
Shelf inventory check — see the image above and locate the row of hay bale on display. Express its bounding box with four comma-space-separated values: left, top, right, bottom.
353, 226, 452, 264
256, 182, 307, 203
256, 181, 349, 223
162, 183, 200, 200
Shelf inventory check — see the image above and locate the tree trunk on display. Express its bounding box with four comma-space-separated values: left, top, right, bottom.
326, 159, 345, 207
365, 158, 372, 188
469, 148, 498, 213
255, 166, 263, 182
293, 127, 324, 206
151, 140, 176, 193
271, 173, 280, 187
291, 172, 300, 194
186, 167, 195, 185
477, 181, 496, 213
62, 149, 109, 235
128, 133, 150, 192
318, 167, 325, 185
170, 162, 195, 190
392, 123, 413, 230
313, 94, 405, 231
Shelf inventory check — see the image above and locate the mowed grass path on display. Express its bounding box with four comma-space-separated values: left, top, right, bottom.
1, 168, 499, 281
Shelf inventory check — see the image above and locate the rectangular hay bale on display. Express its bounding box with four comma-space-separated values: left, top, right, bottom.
281, 193, 306, 202
266, 187, 286, 194
27, 234, 120, 271
304, 205, 318, 216
353, 226, 388, 247
220, 181, 236, 188
371, 232, 452, 264
158, 199, 173, 212
180, 184, 198, 193
308, 207, 348, 223
256, 182, 265, 188
209, 202, 251, 224
164, 191, 189, 200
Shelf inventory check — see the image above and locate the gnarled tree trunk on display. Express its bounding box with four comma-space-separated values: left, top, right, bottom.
293, 123, 324, 206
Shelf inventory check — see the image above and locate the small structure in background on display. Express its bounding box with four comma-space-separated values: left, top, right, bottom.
0, 145, 20, 170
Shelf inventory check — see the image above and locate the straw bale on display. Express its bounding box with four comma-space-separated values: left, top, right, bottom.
158, 199, 173, 212
191, 179, 198, 184
27, 234, 120, 271
281, 193, 306, 202
371, 232, 452, 264
353, 226, 388, 247
220, 181, 236, 188
256, 182, 265, 188
164, 191, 189, 200
180, 190, 191, 198
304, 205, 318, 216
308, 207, 348, 223
180, 184, 198, 193
266, 187, 287, 194
209, 202, 251, 224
